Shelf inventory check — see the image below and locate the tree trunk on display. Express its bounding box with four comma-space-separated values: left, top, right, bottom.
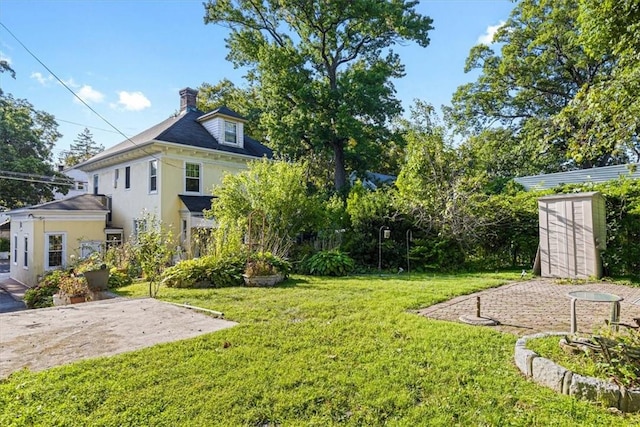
333, 143, 347, 191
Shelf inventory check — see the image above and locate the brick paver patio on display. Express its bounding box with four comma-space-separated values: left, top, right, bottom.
417, 279, 640, 335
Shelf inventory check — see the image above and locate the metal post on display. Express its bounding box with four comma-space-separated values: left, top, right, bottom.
570, 297, 577, 334
378, 225, 389, 271
476, 296, 481, 317
406, 229, 412, 274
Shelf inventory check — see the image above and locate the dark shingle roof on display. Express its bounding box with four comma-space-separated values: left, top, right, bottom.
199, 105, 247, 121
83, 108, 271, 166
9, 194, 109, 213
179, 195, 216, 214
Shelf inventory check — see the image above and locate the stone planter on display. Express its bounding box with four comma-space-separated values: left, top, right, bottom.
54, 293, 87, 306
243, 273, 284, 287
83, 268, 110, 291
515, 332, 640, 412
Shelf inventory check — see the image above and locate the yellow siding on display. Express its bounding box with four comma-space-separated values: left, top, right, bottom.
10, 215, 105, 287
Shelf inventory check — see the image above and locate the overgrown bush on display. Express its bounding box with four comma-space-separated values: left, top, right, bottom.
0, 237, 9, 252
108, 268, 133, 289
302, 250, 355, 276
162, 253, 246, 288
245, 251, 291, 277
24, 270, 65, 308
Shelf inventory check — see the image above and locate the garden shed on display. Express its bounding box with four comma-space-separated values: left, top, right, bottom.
537, 192, 606, 279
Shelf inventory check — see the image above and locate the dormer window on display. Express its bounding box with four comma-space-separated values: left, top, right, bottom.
198, 106, 246, 149
224, 121, 238, 144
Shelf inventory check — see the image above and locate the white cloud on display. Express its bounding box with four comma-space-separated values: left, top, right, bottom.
113, 91, 151, 111
31, 72, 54, 86
63, 77, 79, 88
477, 21, 505, 45
75, 85, 105, 104
0, 51, 11, 64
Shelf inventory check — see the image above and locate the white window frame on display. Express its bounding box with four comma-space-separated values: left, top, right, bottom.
23, 235, 28, 269
106, 231, 124, 248
132, 218, 148, 240
13, 234, 17, 265
184, 162, 202, 194
224, 121, 238, 145
44, 232, 66, 270
149, 160, 158, 193
80, 241, 102, 259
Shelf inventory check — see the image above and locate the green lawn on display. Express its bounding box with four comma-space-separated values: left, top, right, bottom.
1, 272, 637, 426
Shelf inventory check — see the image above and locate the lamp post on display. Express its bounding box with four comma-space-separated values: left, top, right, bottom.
406, 229, 413, 273
378, 225, 390, 271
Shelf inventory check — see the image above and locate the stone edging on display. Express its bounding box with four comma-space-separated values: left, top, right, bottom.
514, 332, 640, 412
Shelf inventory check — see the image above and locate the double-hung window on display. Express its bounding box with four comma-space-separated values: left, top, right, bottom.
125, 166, 131, 189
93, 174, 99, 195
185, 162, 201, 193
45, 233, 65, 270
149, 160, 158, 192
13, 235, 17, 264
224, 121, 237, 144
23, 236, 28, 268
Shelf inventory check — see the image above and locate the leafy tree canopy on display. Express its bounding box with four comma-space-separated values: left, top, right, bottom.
204, 0, 433, 191
447, 0, 621, 174
0, 93, 68, 208
207, 159, 324, 257
197, 78, 264, 141
567, 0, 640, 163
59, 127, 104, 167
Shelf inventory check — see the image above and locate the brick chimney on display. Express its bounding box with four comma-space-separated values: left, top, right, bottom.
179, 87, 198, 113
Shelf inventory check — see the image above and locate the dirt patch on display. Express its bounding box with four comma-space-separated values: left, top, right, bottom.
0, 297, 237, 377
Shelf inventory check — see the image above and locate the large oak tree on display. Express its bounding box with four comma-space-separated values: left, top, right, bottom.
447, 0, 620, 176
204, 0, 433, 190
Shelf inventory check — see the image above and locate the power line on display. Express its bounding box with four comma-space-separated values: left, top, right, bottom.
0, 21, 183, 171
0, 170, 75, 186
56, 119, 122, 134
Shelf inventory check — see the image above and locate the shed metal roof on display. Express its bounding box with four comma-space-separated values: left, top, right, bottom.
514, 163, 639, 190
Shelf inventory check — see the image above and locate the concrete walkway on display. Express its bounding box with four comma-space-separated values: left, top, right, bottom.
0, 260, 28, 313
418, 279, 640, 335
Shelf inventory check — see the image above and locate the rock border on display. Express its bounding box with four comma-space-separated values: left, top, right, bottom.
515, 332, 640, 412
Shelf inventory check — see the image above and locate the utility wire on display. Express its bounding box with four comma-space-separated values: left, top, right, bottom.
0, 170, 75, 186
0, 21, 183, 171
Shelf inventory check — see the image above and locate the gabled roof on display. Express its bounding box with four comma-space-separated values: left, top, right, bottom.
514, 163, 640, 190
198, 105, 247, 122
78, 108, 272, 169
7, 194, 109, 214
179, 195, 216, 214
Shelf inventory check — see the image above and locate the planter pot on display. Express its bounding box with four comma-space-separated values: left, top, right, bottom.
243, 273, 284, 287
83, 268, 110, 291
69, 295, 87, 304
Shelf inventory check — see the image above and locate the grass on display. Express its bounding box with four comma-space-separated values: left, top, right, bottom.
1, 272, 639, 426
527, 336, 605, 381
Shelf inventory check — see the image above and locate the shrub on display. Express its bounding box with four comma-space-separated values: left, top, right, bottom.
0, 237, 9, 252
302, 250, 355, 276
24, 270, 66, 308
162, 253, 247, 288
245, 252, 291, 277
108, 268, 133, 289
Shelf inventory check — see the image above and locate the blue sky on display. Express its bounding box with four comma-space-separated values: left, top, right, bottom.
0, 0, 514, 161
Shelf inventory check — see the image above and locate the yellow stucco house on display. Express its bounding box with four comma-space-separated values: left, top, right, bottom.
8, 195, 110, 286
8, 88, 271, 287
